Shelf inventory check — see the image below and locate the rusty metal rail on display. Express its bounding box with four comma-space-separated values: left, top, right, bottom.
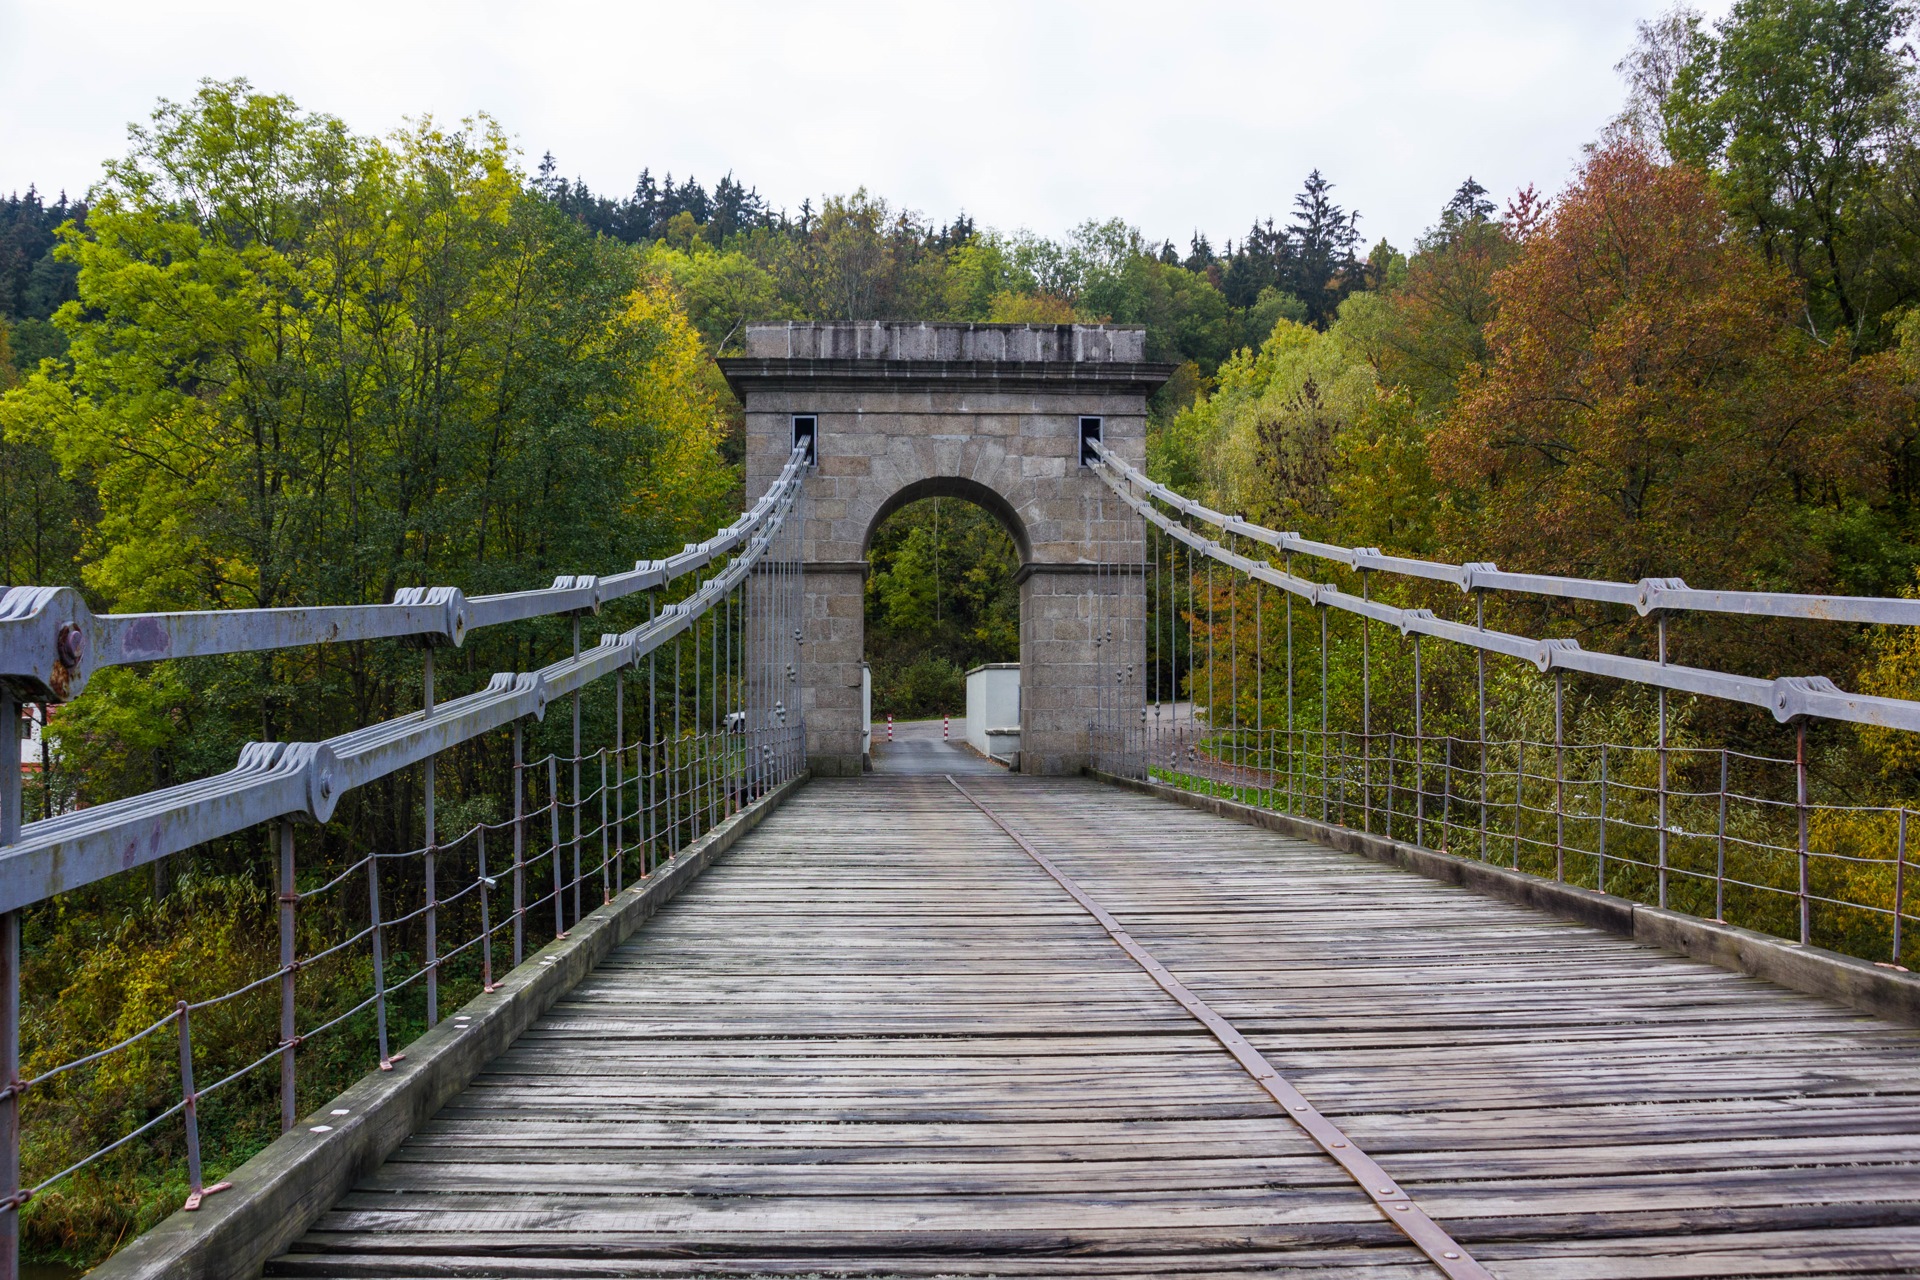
947, 776, 1493, 1280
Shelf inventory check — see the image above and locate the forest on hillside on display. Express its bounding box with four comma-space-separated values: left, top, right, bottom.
8, 0, 1920, 1262
18, 3, 1920, 722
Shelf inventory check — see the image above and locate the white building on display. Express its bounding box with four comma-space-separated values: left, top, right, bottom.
18, 705, 43, 771
964, 663, 1021, 765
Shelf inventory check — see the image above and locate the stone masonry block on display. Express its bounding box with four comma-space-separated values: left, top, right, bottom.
817, 455, 872, 478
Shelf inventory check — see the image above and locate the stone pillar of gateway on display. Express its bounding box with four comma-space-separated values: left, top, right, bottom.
721, 322, 1174, 777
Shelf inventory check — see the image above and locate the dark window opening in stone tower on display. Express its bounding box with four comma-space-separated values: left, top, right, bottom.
1079, 416, 1103, 466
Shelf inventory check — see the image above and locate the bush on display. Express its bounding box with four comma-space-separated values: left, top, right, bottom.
873, 655, 965, 720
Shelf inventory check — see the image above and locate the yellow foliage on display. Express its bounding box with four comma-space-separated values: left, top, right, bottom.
619, 276, 735, 532
1169, 319, 1377, 526
1859, 581, 1920, 775
986, 290, 1075, 323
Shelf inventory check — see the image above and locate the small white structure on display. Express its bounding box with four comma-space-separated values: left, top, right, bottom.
860, 662, 872, 767
965, 663, 1021, 765
18, 705, 43, 771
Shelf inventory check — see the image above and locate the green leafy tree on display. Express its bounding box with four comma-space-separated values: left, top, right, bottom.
866, 498, 1019, 717
1284, 170, 1364, 327
1162, 318, 1377, 529
1664, 0, 1920, 342
0, 320, 90, 592
1336, 178, 1525, 412
944, 235, 1018, 319
767, 190, 949, 320
1, 80, 734, 808
645, 241, 787, 351
1080, 254, 1238, 368
1328, 388, 1442, 555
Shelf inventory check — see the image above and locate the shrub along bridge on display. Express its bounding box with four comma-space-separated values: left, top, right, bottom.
0, 323, 1918, 1279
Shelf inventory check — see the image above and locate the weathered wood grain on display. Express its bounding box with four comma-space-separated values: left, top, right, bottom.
268, 777, 1920, 1279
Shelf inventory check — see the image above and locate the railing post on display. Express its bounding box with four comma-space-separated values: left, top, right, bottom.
1170, 533, 1180, 777
176, 1001, 229, 1210
422, 650, 437, 1029
571, 618, 582, 931
479, 827, 497, 992
1413, 635, 1424, 847
1254, 574, 1264, 798
671, 631, 682, 861
1797, 718, 1811, 945
1229, 551, 1240, 784
614, 671, 625, 897
1513, 739, 1525, 870
1716, 748, 1729, 922
549, 755, 565, 940
1476, 594, 1488, 863
1, 692, 20, 1278
1206, 556, 1216, 795
369, 859, 394, 1071
1896, 809, 1908, 967
512, 722, 525, 967
726, 589, 739, 819
278, 819, 297, 1133
1598, 744, 1609, 894
1657, 614, 1670, 910
1284, 552, 1294, 814
710, 586, 721, 831
1319, 606, 1330, 823
690, 608, 703, 843
1390, 729, 1405, 840
647, 601, 658, 876
1360, 571, 1371, 834
1553, 670, 1565, 884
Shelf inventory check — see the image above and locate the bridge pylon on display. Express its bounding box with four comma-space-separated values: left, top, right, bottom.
723, 322, 1173, 775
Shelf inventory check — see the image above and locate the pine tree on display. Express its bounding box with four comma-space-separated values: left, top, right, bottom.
1283, 170, 1362, 328
1441, 176, 1495, 228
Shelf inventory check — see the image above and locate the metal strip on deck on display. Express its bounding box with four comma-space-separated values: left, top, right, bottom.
271, 777, 1920, 1279
948, 776, 1490, 1279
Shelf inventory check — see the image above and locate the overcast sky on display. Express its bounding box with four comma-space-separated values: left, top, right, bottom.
0, 0, 1728, 253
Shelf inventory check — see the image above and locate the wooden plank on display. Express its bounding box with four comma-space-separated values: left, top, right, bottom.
266, 776, 1920, 1278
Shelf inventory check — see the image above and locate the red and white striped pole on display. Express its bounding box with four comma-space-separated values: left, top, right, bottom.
943, 714, 949, 740
887, 713, 893, 743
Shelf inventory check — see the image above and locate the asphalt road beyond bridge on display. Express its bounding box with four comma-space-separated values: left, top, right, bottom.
870, 717, 1006, 776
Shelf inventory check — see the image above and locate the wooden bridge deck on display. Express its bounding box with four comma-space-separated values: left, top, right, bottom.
272, 776, 1920, 1279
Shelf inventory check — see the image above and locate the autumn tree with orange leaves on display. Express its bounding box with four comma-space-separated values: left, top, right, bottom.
1434, 144, 1876, 620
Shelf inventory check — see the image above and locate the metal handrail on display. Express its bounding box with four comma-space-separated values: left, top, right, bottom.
0, 452, 810, 705
0, 453, 808, 916
1090, 445, 1920, 735
1090, 440, 1920, 626
0, 437, 814, 1272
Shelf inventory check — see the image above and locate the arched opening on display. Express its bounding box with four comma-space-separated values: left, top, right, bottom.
862, 478, 1028, 771
864, 476, 1033, 565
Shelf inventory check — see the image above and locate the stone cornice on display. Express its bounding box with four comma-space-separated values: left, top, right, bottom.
717, 358, 1177, 401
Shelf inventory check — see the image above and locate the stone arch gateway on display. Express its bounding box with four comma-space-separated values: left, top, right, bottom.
722, 322, 1174, 776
